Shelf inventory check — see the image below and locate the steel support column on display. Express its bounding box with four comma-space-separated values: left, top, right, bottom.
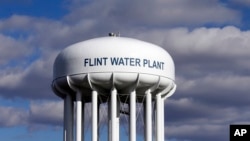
92, 90, 98, 141
76, 92, 82, 141
144, 90, 152, 141
156, 94, 164, 141
64, 95, 73, 141
130, 90, 136, 141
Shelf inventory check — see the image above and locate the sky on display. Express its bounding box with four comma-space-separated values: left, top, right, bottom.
0, 0, 250, 141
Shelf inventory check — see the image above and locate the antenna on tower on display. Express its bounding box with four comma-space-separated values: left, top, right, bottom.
108, 32, 120, 37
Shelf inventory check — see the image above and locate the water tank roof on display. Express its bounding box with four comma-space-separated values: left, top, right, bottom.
53, 36, 175, 80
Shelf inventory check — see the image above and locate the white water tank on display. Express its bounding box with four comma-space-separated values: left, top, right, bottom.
51, 36, 176, 141
52, 36, 175, 100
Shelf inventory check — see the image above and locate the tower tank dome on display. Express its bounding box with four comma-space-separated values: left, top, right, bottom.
52, 36, 176, 101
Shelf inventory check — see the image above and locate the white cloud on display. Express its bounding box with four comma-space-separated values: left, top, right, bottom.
230, 0, 250, 7
0, 34, 32, 65
177, 74, 250, 94
0, 58, 56, 99
0, 106, 28, 127
165, 124, 227, 141
29, 100, 63, 126
164, 26, 250, 57
0, 100, 63, 130
0, 69, 25, 89
65, 0, 240, 27
0, 15, 32, 30
165, 98, 250, 141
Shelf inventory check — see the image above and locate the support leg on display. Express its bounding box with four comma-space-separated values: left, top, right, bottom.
82, 102, 85, 141
130, 90, 136, 141
76, 92, 82, 141
92, 90, 98, 141
110, 88, 119, 141
144, 90, 152, 141
64, 95, 73, 141
156, 94, 164, 141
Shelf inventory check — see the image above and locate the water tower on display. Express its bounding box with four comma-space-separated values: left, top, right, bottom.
52, 35, 176, 141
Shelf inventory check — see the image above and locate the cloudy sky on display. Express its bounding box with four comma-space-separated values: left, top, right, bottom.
0, 0, 250, 141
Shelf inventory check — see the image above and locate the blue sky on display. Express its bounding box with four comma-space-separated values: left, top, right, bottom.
0, 0, 67, 18
0, 0, 250, 141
